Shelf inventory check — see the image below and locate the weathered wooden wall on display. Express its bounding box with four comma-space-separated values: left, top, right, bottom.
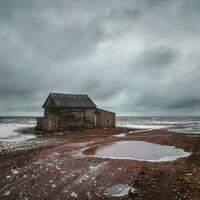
44, 108, 96, 130
95, 109, 115, 128
37, 108, 115, 131
37, 117, 59, 132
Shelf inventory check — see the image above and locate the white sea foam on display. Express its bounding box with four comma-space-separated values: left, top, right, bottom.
0, 124, 20, 139
0, 123, 35, 141
121, 124, 168, 129
0, 118, 38, 153
117, 117, 200, 134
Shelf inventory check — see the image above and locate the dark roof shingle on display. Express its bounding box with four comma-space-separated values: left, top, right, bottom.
42, 93, 97, 108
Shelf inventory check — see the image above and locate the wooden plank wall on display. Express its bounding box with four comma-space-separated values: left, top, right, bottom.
37, 108, 116, 131
36, 117, 59, 132
44, 108, 96, 130
96, 109, 115, 128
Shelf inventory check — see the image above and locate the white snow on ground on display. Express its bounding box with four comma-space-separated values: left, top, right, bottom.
94, 152, 191, 162
70, 191, 78, 198
104, 183, 135, 197
0, 146, 73, 197
3, 190, 11, 196
69, 162, 106, 186
114, 129, 153, 137
0, 136, 59, 153
70, 141, 94, 158
63, 162, 107, 197
86, 192, 92, 199
1, 141, 107, 199
114, 133, 126, 137
129, 129, 153, 133
11, 169, 18, 175
157, 152, 191, 162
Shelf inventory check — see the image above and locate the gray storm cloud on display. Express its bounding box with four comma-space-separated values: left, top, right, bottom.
0, 0, 200, 116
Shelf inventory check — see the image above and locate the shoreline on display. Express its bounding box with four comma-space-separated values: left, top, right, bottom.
0, 127, 199, 199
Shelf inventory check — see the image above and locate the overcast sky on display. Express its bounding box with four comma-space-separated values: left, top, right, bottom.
0, 0, 200, 116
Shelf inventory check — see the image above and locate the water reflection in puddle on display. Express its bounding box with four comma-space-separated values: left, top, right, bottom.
104, 183, 135, 197
92, 141, 191, 162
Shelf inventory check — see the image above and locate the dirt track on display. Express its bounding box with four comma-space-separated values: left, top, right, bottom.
0, 127, 200, 200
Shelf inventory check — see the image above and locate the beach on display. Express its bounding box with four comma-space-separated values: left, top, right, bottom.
1, 1, 200, 199
0, 118, 199, 200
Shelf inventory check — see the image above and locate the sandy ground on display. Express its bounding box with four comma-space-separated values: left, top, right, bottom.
0, 127, 199, 200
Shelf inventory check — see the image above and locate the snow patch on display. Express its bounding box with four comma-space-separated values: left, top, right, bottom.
86, 192, 92, 199
63, 162, 107, 194
129, 129, 153, 133
70, 191, 78, 198
3, 190, 11, 196
114, 133, 126, 137
11, 169, 18, 175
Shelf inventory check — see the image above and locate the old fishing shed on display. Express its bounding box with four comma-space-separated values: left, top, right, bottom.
37, 93, 115, 131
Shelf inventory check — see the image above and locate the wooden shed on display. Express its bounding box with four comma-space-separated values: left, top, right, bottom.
37, 93, 115, 131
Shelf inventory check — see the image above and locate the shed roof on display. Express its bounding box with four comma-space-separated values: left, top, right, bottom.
42, 93, 97, 108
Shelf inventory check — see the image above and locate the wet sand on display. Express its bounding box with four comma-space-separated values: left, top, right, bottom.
0, 127, 199, 200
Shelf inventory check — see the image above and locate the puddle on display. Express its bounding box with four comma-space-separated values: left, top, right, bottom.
89, 141, 191, 162
104, 183, 135, 197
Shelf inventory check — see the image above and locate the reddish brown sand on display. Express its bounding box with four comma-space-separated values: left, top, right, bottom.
0, 127, 199, 200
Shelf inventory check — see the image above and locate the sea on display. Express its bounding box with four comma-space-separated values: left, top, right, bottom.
0, 116, 199, 150
117, 116, 200, 134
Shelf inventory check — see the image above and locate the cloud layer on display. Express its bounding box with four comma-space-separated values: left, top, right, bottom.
0, 0, 200, 116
